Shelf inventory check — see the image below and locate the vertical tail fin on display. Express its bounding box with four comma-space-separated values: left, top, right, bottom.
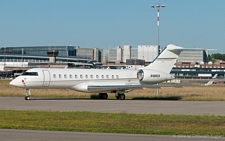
145, 44, 183, 74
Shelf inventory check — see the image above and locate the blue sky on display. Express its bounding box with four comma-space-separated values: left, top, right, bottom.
0, 0, 224, 53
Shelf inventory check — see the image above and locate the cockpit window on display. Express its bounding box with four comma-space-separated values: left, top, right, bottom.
22, 72, 38, 76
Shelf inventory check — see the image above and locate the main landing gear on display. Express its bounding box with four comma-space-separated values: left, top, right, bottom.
25, 88, 31, 100
115, 93, 125, 100
98, 93, 126, 100
99, 93, 108, 99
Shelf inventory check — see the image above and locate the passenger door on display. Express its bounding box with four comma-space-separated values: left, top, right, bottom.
42, 70, 50, 87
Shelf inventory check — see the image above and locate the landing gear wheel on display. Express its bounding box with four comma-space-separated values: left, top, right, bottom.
102, 93, 108, 99
25, 96, 30, 100
99, 93, 108, 99
116, 93, 125, 100
24, 88, 31, 100
119, 94, 125, 100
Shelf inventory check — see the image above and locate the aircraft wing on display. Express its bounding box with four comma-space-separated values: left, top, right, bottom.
87, 82, 206, 92
204, 74, 218, 86
87, 74, 217, 92
88, 84, 145, 92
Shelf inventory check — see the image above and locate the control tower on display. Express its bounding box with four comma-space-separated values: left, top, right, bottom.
47, 50, 59, 63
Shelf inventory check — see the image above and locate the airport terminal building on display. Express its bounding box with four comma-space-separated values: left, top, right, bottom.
0, 46, 95, 77
0, 45, 224, 80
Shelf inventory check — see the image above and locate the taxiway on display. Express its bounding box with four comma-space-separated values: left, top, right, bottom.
0, 97, 225, 115
1, 97, 224, 141
0, 129, 223, 141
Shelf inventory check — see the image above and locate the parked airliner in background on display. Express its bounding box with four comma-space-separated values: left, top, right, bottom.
9, 44, 215, 100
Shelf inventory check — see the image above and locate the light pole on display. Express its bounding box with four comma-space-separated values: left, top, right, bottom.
151, 4, 165, 50
22, 48, 24, 67
4, 47, 6, 68
151, 4, 165, 96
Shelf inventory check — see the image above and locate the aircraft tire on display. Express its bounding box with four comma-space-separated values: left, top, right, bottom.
102, 93, 108, 99
99, 93, 108, 99
25, 96, 30, 100
118, 93, 125, 100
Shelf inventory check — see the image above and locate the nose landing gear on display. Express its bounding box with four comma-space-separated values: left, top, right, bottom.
24, 88, 30, 100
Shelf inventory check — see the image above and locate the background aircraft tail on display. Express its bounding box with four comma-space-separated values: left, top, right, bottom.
145, 44, 183, 74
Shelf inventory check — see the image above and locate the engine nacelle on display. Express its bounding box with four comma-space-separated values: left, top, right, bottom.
137, 69, 174, 84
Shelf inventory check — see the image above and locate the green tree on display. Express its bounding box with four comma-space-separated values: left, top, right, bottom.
222, 54, 225, 61
208, 54, 212, 61
211, 53, 222, 60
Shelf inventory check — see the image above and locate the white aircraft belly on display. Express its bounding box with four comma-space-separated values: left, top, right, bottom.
70, 78, 140, 92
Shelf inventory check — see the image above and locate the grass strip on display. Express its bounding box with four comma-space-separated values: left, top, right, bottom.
0, 110, 224, 136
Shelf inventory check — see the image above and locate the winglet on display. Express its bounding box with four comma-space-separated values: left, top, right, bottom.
204, 74, 218, 86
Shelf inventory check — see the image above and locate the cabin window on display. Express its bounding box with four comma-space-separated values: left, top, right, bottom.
69, 74, 72, 78
112, 75, 114, 79
106, 75, 109, 79
90, 75, 93, 79
80, 75, 83, 78
75, 74, 77, 78
96, 75, 99, 79
59, 74, 61, 78
64, 74, 67, 78
22, 72, 38, 76
53, 74, 56, 78
85, 75, 88, 78
102, 75, 104, 79
116, 75, 119, 79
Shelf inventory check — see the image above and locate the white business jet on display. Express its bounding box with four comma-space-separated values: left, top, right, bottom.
9, 44, 202, 100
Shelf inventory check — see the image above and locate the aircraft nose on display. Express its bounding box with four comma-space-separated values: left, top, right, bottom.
9, 79, 21, 87
9, 80, 16, 86
9, 78, 25, 88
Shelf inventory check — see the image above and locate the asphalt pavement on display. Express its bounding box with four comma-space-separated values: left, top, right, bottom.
1, 97, 225, 141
